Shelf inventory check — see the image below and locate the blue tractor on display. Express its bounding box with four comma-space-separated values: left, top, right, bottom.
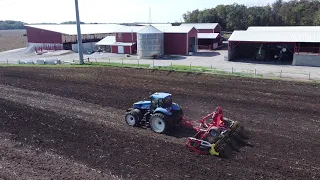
125, 92, 184, 134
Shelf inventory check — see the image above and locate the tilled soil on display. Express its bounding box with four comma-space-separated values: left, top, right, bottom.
0, 66, 319, 180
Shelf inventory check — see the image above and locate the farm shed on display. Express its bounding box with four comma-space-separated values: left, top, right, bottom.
228, 27, 320, 67
198, 33, 221, 50
180, 23, 221, 33
180, 23, 222, 49
106, 26, 146, 54
95, 36, 116, 52
25, 24, 123, 53
157, 26, 198, 55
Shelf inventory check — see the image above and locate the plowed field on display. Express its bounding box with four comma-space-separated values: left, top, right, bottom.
0, 67, 319, 180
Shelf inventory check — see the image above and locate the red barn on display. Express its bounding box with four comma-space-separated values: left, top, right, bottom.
180, 23, 222, 50
157, 26, 199, 55
24, 24, 122, 52
108, 26, 145, 54
103, 25, 199, 56
181, 23, 221, 33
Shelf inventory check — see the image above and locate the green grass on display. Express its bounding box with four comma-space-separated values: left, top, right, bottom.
80, 62, 150, 68
223, 34, 232, 38
0, 62, 150, 68
154, 65, 209, 72
0, 62, 269, 78
1, 61, 318, 83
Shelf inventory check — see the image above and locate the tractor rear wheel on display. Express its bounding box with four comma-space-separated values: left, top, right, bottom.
149, 113, 169, 134
236, 125, 250, 140
125, 109, 141, 127
217, 144, 232, 159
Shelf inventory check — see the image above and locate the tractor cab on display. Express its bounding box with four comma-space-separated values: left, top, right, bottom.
149, 92, 173, 111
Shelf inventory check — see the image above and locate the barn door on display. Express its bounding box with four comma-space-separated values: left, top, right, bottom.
118, 46, 124, 54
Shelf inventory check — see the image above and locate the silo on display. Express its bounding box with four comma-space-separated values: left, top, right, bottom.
137, 25, 164, 59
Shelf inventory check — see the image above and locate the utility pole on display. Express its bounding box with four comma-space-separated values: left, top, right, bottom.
75, 0, 84, 64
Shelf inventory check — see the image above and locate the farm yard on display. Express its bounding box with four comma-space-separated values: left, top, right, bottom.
0, 30, 27, 52
0, 66, 319, 180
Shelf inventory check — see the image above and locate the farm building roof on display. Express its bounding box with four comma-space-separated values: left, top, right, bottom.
24, 24, 123, 35
95, 38, 135, 46
156, 26, 197, 33
96, 36, 116, 45
198, 33, 220, 39
137, 23, 172, 27
114, 26, 146, 33
138, 25, 163, 34
112, 42, 136, 46
180, 23, 219, 30
247, 26, 320, 32
229, 30, 320, 43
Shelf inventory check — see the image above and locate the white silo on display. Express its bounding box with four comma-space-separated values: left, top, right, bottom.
137, 25, 164, 59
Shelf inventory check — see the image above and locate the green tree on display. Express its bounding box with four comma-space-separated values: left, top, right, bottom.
182, 9, 200, 23
0, 20, 26, 30
181, 0, 320, 31
226, 3, 247, 31
197, 8, 218, 23
60, 21, 85, 24
314, 11, 320, 25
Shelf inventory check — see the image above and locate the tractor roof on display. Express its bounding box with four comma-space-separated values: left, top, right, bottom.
150, 92, 171, 99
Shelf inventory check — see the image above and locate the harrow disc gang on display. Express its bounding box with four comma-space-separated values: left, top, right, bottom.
186, 120, 253, 158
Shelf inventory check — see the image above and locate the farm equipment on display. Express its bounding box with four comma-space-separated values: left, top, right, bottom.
125, 92, 252, 158
254, 44, 267, 61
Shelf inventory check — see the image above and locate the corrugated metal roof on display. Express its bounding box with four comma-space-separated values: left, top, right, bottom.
114, 26, 146, 33
137, 23, 172, 27
25, 24, 123, 35
112, 42, 136, 46
138, 25, 163, 34
198, 33, 220, 39
180, 23, 219, 30
156, 26, 195, 33
247, 26, 320, 32
96, 36, 116, 45
229, 30, 320, 43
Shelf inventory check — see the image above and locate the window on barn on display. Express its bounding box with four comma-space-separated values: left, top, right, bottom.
118, 33, 122, 40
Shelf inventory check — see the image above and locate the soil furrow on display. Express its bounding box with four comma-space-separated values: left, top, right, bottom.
0, 67, 319, 180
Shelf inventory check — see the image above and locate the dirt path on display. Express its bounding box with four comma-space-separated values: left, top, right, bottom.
0, 67, 319, 180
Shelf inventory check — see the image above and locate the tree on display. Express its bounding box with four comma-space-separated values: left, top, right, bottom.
182, 9, 200, 23
198, 8, 218, 23
0, 20, 26, 30
182, 0, 320, 31
60, 21, 85, 24
314, 11, 320, 25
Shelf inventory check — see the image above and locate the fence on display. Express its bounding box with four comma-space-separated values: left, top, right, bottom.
1, 57, 319, 82
76, 58, 320, 82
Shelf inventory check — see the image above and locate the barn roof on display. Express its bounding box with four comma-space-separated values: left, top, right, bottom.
96, 36, 116, 45
180, 23, 219, 30
25, 24, 123, 35
247, 26, 320, 32
114, 26, 146, 33
138, 25, 163, 34
156, 26, 197, 33
229, 30, 320, 43
198, 33, 220, 39
137, 23, 172, 27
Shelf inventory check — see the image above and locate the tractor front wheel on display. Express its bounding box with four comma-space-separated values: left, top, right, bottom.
149, 113, 169, 134
125, 109, 141, 127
